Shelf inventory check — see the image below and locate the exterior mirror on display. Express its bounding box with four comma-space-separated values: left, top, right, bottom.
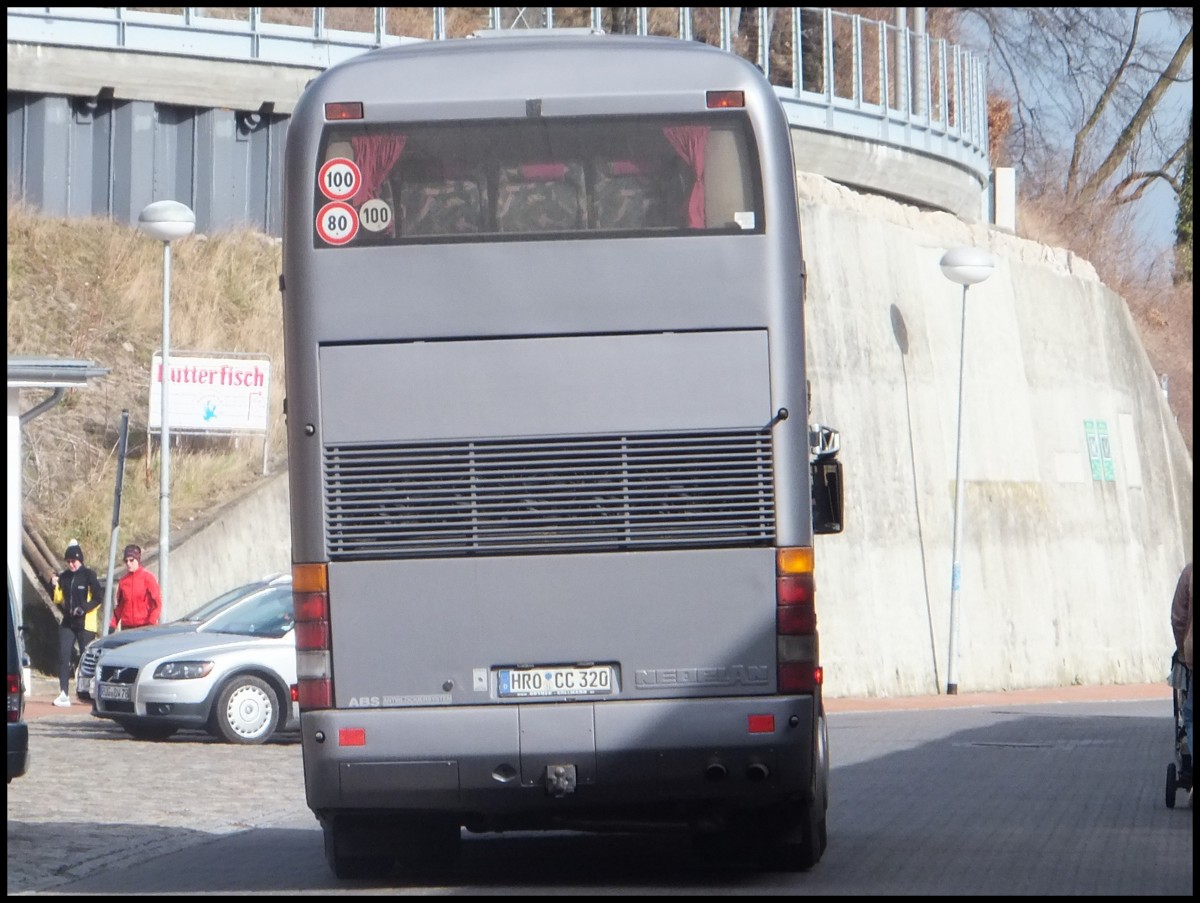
809, 423, 843, 535
812, 458, 843, 535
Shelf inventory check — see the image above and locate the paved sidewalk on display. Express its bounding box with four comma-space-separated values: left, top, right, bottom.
22, 673, 96, 721
824, 680, 1171, 712
21, 669, 1171, 721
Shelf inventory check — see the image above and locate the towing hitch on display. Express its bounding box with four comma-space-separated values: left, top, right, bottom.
544, 764, 577, 797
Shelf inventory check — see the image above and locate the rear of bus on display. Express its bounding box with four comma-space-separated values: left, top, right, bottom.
281, 33, 830, 877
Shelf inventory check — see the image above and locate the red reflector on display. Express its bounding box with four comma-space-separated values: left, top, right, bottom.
777, 605, 817, 635
290, 684, 299, 703
339, 727, 366, 746
295, 620, 330, 651
778, 662, 821, 693
747, 714, 775, 734
297, 678, 332, 710
707, 90, 745, 108
325, 101, 364, 121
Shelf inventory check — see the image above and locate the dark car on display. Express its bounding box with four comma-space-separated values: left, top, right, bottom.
76, 573, 290, 701
8, 569, 30, 782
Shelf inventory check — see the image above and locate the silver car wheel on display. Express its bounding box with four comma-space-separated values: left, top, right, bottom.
223, 681, 275, 740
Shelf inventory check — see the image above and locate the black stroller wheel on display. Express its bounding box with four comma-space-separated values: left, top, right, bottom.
1165, 762, 1178, 809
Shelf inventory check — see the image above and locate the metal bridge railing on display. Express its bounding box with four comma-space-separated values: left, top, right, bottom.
7, 6, 988, 181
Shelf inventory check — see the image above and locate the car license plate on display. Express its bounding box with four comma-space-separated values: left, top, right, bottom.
99, 683, 131, 702
497, 665, 616, 698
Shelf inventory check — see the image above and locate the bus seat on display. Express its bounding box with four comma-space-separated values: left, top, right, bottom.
398, 162, 488, 236
495, 161, 586, 233
324, 140, 354, 164
591, 159, 667, 229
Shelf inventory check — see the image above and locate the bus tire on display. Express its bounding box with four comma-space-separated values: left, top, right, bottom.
762, 710, 829, 871
391, 817, 462, 872
762, 804, 828, 871
323, 816, 394, 880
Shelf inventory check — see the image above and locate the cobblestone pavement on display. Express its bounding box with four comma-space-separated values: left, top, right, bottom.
8, 673, 1187, 895
8, 675, 312, 895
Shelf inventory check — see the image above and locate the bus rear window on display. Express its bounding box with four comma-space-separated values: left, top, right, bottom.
311, 114, 761, 247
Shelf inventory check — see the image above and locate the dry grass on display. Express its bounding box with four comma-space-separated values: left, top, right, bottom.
8, 202, 285, 569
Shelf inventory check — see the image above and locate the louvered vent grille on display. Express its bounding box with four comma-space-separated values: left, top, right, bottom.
324, 429, 775, 558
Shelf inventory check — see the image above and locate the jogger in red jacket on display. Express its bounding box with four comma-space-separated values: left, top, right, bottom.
110, 544, 162, 630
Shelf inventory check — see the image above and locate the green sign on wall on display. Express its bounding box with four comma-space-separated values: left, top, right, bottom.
1084, 420, 1115, 482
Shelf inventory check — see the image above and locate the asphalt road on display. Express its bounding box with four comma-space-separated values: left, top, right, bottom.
7, 676, 1192, 895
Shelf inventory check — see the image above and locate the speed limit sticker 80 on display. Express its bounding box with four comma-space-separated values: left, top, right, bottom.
316, 201, 359, 246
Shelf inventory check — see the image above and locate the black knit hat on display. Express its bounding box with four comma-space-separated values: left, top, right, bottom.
123, 544, 142, 563
65, 542, 83, 564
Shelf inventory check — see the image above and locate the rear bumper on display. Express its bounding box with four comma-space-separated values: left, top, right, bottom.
301, 695, 816, 828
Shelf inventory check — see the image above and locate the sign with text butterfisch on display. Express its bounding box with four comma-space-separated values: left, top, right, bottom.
148, 353, 271, 433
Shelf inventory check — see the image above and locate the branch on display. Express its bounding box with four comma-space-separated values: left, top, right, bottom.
1111, 169, 1178, 203
1066, 8, 1143, 198
1111, 137, 1191, 201
966, 8, 1035, 166
1077, 22, 1194, 203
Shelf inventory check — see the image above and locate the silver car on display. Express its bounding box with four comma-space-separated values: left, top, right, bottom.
76, 574, 290, 701
91, 584, 297, 744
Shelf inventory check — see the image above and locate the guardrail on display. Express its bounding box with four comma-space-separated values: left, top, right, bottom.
7, 6, 988, 179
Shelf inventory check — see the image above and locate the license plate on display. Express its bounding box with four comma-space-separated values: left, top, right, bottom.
497, 665, 616, 698
99, 683, 131, 702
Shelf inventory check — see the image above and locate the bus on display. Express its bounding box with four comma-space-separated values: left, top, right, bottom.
281, 31, 843, 879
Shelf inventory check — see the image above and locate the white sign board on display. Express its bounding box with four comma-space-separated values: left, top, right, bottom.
148, 354, 270, 433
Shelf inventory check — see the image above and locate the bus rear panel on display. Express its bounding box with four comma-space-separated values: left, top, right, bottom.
282, 33, 830, 877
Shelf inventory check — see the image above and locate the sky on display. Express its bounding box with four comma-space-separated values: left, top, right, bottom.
1134, 109, 1190, 259
959, 8, 1191, 259
1128, 11, 1192, 258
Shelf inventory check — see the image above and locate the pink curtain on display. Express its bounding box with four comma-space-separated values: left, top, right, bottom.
663, 126, 709, 228
349, 134, 407, 207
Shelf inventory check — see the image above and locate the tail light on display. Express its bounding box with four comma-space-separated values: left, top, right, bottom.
777, 547, 821, 693
8, 672, 23, 723
293, 563, 333, 709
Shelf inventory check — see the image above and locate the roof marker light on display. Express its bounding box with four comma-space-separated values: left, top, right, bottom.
325, 102, 364, 121
707, 90, 745, 109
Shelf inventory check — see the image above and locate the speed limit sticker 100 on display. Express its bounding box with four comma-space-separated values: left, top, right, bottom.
316, 201, 358, 246
318, 158, 361, 201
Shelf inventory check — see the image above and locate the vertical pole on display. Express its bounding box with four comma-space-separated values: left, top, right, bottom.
101, 410, 130, 638
946, 283, 968, 695
160, 241, 171, 609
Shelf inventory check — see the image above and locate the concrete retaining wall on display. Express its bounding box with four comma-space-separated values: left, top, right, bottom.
799, 172, 1192, 697
161, 471, 291, 619
162, 173, 1193, 698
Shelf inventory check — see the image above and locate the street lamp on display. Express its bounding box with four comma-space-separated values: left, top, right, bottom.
939, 246, 994, 695
138, 200, 195, 610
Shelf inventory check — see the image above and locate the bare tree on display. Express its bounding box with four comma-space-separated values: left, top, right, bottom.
1175, 110, 1193, 282
962, 7, 1192, 209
